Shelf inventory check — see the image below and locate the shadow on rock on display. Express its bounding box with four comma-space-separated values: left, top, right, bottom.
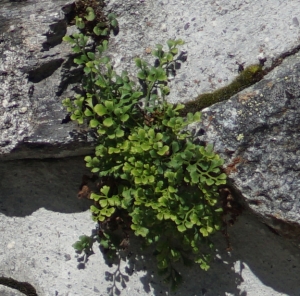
81, 211, 300, 296
225, 212, 300, 296
1, 157, 299, 295
0, 156, 91, 216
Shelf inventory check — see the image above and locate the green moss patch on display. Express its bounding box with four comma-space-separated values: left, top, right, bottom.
181, 64, 264, 115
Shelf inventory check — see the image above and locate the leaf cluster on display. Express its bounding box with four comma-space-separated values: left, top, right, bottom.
62, 7, 227, 289
72, 235, 94, 254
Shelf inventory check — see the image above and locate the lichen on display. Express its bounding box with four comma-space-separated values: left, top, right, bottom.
181, 64, 264, 116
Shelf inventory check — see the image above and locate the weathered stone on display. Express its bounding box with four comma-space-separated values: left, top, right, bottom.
0, 0, 95, 160
2, 0, 300, 294
0, 285, 25, 296
104, 0, 300, 105
190, 50, 300, 237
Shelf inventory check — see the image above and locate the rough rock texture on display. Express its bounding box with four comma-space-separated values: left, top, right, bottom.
104, 0, 300, 104
102, 0, 300, 237
2, 0, 300, 160
190, 49, 300, 237
2, 0, 300, 295
0, 285, 24, 296
1, 158, 300, 296
0, 0, 95, 160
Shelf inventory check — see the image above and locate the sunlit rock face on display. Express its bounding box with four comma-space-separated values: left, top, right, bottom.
0, 0, 95, 160
190, 50, 300, 237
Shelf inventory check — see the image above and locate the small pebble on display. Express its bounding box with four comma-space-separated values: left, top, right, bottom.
2, 99, 8, 108
7, 241, 15, 249
161, 23, 167, 32
19, 107, 28, 114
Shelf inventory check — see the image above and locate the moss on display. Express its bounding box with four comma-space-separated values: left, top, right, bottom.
181, 64, 265, 116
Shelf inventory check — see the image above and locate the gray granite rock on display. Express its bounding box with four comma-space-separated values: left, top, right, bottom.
104, 0, 300, 105
0, 0, 95, 160
0, 285, 25, 296
2, 0, 300, 295
190, 49, 300, 237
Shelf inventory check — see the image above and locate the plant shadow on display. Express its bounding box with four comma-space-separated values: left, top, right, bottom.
1, 158, 300, 295
91, 210, 300, 296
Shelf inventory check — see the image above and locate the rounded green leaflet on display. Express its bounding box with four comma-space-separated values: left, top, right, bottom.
134, 177, 142, 184
141, 142, 151, 151
95, 76, 107, 88
155, 133, 163, 141
84, 156, 92, 162
156, 67, 168, 81
89, 119, 100, 128
72, 45, 81, 54
97, 128, 106, 135
75, 17, 85, 29
72, 241, 84, 251
135, 58, 142, 68
138, 129, 146, 139
113, 108, 121, 116
87, 52, 95, 60
120, 114, 129, 122
93, 26, 102, 36
115, 128, 124, 138
148, 175, 155, 183
90, 205, 100, 213
99, 56, 110, 64
177, 224, 186, 232
103, 117, 114, 127
84, 108, 93, 117
137, 71, 146, 80
161, 85, 170, 95
157, 145, 169, 156
110, 19, 118, 28
200, 227, 209, 237
62, 35, 75, 44
84, 67, 91, 74
184, 221, 194, 229
167, 39, 175, 49
108, 13, 117, 21
107, 133, 116, 139
104, 100, 114, 111
170, 47, 178, 55
166, 53, 173, 62
94, 104, 107, 116
90, 193, 101, 201
85, 7, 96, 21
136, 227, 149, 237
100, 28, 109, 36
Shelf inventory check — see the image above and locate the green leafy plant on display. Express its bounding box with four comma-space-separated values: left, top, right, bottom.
62, 6, 227, 290
73, 235, 94, 254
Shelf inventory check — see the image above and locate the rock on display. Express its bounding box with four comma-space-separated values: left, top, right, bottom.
104, 0, 300, 105
2, 0, 300, 161
0, 277, 37, 296
2, 0, 300, 294
1, 158, 300, 295
190, 49, 300, 237
0, 285, 25, 296
102, 0, 300, 237
0, 0, 95, 160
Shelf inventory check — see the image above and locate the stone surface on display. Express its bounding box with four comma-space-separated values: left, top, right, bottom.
2, 0, 300, 160
104, 0, 300, 104
0, 0, 95, 160
0, 286, 25, 296
2, 0, 300, 295
190, 49, 300, 237
1, 157, 300, 296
